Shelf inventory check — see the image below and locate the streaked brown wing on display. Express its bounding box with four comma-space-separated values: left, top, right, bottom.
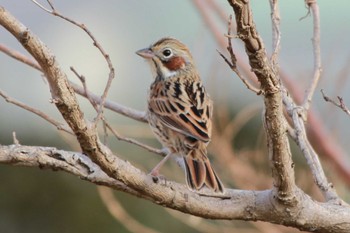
148, 79, 212, 142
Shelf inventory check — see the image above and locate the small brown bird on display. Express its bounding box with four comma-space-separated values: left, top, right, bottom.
136, 37, 224, 193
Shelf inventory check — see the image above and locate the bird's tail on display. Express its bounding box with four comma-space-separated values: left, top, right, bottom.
183, 152, 224, 193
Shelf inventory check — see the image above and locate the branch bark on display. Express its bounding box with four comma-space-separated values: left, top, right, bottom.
1, 144, 350, 232
227, 0, 296, 204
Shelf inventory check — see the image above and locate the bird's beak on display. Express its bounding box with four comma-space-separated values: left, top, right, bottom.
136, 48, 154, 59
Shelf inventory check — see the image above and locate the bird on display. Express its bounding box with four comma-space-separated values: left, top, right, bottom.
136, 37, 224, 193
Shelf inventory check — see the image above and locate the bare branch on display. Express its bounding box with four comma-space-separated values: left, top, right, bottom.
282, 89, 341, 202
0, 89, 73, 134
31, 0, 116, 126
282, 72, 350, 187
12, 132, 20, 145
292, 107, 340, 202
321, 89, 350, 116
31, 0, 53, 13
269, 0, 281, 71
0, 44, 147, 123
70, 66, 111, 144
0, 43, 42, 70
227, 0, 296, 204
1, 144, 350, 232
0, 144, 138, 194
70, 66, 97, 108
218, 15, 262, 95
105, 123, 165, 157
194, 0, 261, 96
302, 0, 322, 111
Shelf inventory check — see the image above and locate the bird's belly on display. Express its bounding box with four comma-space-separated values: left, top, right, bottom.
148, 114, 185, 154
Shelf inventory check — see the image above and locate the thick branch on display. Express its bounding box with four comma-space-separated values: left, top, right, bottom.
1, 144, 350, 233
227, 0, 296, 204
0, 144, 136, 194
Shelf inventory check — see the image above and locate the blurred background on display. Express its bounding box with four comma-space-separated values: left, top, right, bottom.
1, 1, 350, 232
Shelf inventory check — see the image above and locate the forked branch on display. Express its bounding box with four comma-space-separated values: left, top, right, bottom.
321, 90, 350, 117
32, 0, 115, 126
227, 0, 296, 204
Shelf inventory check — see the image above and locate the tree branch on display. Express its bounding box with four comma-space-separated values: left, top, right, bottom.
269, 0, 281, 71
32, 0, 116, 125
0, 89, 73, 134
218, 15, 262, 95
321, 89, 350, 117
1, 144, 349, 232
282, 89, 341, 202
302, 0, 322, 111
227, 0, 296, 204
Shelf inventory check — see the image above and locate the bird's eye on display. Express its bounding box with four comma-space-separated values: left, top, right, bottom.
162, 48, 172, 58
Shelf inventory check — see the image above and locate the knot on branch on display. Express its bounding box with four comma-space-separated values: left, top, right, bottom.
19, 30, 30, 44
271, 188, 299, 210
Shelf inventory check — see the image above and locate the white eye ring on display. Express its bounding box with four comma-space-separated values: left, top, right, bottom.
162, 48, 173, 58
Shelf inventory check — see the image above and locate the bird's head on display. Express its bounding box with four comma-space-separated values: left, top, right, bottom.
136, 37, 195, 80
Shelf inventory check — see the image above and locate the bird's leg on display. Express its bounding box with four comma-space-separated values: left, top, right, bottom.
149, 153, 172, 176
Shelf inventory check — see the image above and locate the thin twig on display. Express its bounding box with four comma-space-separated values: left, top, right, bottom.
0, 44, 42, 70
31, 0, 52, 13
106, 123, 165, 157
218, 15, 262, 95
12, 132, 20, 145
31, 0, 116, 127
0, 45, 147, 122
321, 90, 350, 116
71, 67, 110, 145
269, 0, 281, 71
0, 89, 73, 134
292, 107, 340, 202
70, 66, 97, 108
282, 88, 341, 202
302, 0, 322, 111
